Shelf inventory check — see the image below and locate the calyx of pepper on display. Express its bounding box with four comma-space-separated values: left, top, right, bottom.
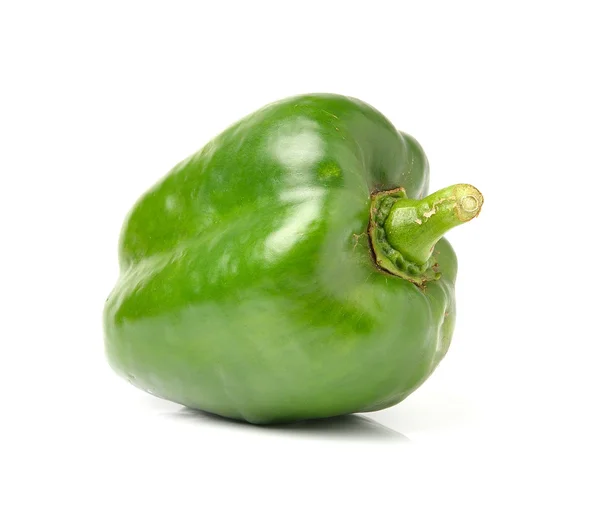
368, 184, 483, 286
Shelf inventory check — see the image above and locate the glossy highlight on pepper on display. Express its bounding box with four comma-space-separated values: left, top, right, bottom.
103, 93, 483, 424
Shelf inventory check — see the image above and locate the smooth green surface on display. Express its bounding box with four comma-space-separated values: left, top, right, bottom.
104, 93, 477, 424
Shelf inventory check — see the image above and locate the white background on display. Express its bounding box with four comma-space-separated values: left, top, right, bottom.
2, 1, 599, 512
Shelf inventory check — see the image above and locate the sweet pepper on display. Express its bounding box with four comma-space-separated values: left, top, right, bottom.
103, 93, 483, 424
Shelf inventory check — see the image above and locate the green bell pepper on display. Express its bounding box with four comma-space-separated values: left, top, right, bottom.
104, 93, 483, 424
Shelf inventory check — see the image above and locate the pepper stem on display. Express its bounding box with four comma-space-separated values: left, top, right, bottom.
384, 184, 483, 266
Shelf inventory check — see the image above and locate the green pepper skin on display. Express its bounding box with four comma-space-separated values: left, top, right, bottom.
104, 94, 460, 424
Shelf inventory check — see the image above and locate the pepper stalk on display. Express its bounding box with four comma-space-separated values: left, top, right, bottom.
369, 184, 483, 284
